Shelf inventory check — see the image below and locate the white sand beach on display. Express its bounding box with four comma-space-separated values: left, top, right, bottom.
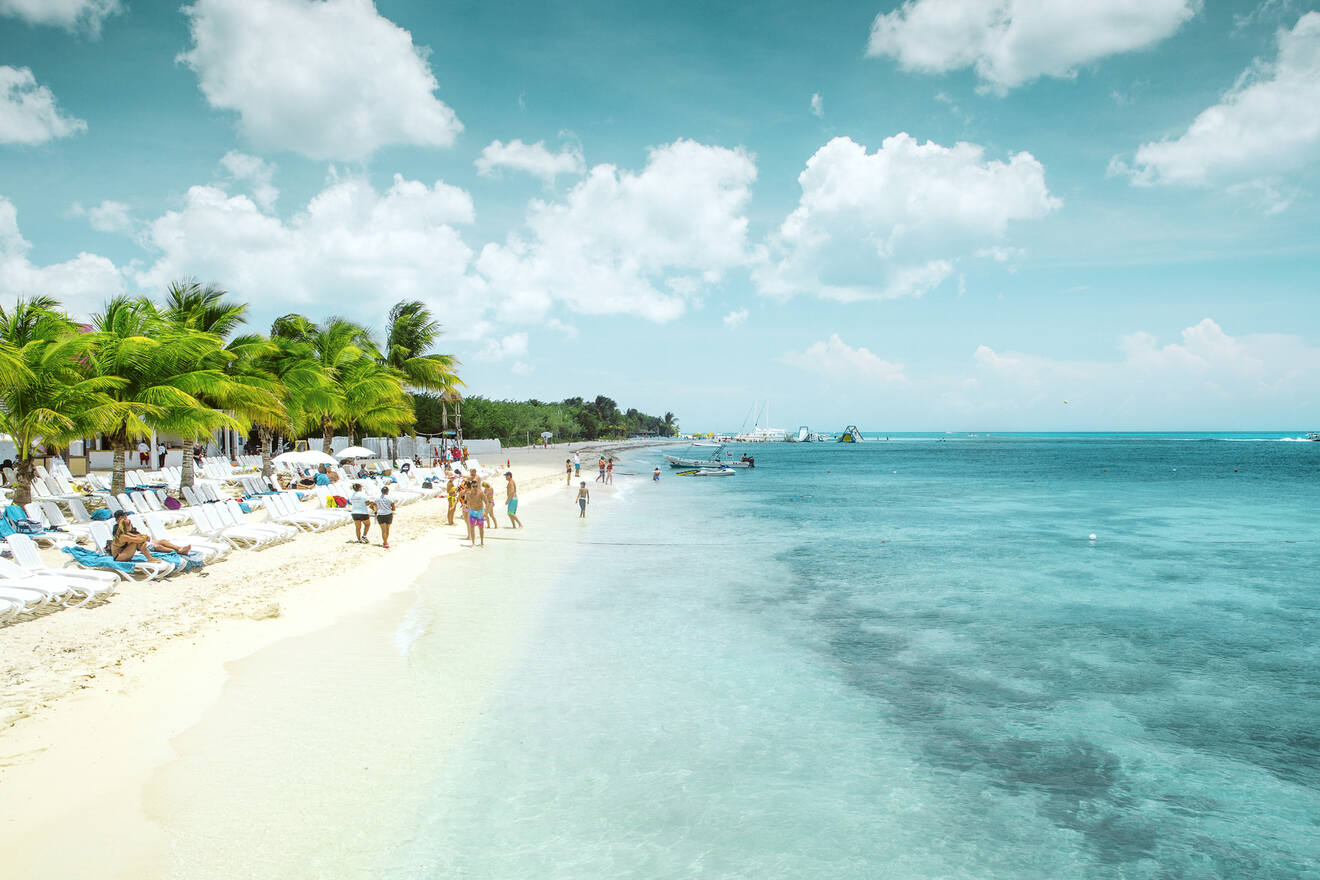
0, 442, 659, 878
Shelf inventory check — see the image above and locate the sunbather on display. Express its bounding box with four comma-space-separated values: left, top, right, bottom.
110, 510, 190, 561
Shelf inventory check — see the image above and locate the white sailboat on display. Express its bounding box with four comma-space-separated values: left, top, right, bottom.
736, 401, 787, 442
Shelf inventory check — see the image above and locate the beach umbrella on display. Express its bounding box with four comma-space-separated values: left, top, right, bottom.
335, 445, 377, 459
540, 431, 553, 439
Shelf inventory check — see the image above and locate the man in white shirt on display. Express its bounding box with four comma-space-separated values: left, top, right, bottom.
137, 440, 149, 466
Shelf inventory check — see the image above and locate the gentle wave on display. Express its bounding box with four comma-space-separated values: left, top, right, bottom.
392, 596, 433, 657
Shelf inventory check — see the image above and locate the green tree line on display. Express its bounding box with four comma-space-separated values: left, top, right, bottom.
414, 394, 677, 446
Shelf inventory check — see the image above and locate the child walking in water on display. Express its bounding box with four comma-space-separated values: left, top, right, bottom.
576, 481, 590, 518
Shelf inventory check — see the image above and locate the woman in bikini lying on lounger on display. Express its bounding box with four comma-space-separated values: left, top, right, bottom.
110, 510, 190, 561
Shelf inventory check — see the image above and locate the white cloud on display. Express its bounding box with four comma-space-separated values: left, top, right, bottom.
976, 245, 1026, 263
754, 134, 1058, 302
810, 93, 824, 117
475, 139, 585, 185
0, 197, 122, 315
867, 0, 1199, 92
70, 199, 133, 233
219, 151, 279, 210
135, 172, 478, 327
1117, 12, 1320, 191
544, 317, 579, 338
476, 138, 757, 323
0, 66, 87, 145
475, 332, 529, 361
722, 307, 749, 328
958, 318, 1319, 422
0, 0, 120, 34
178, 0, 462, 161
782, 334, 907, 383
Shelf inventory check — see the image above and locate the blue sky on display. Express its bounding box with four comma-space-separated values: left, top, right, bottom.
1, 0, 1318, 431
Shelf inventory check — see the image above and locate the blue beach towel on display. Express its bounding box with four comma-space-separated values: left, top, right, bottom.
63, 544, 136, 574
153, 550, 205, 573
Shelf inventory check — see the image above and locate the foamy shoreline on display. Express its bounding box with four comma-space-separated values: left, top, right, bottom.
0, 440, 673, 876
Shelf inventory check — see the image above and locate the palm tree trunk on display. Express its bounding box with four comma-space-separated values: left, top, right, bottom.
321, 418, 333, 454
180, 435, 196, 490
12, 455, 35, 507
110, 427, 129, 496
259, 426, 274, 477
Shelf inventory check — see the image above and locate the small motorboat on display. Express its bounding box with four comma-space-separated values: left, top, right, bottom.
675, 467, 736, 477
1308, 432, 1320, 441
664, 445, 754, 468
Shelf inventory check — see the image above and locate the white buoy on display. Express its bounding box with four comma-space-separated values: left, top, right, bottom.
1089, 533, 1097, 541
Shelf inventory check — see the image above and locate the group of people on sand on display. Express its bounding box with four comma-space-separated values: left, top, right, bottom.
563, 452, 613, 517
348, 483, 395, 548
445, 469, 522, 547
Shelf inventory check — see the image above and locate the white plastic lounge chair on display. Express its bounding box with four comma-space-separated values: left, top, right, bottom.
0, 557, 112, 607
0, 581, 55, 614
189, 504, 271, 549
28, 501, 92, 542
0, 594, 23, 622
220, 500, 297, 542
266, 492, 342, 531
5, 534, 121, 595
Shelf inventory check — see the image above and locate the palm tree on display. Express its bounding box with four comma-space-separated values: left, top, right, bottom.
663, 411, 677, 437
0, 298, 128, 505
249, 336, 335, 476
271, 314, 377, 453
381, 300, 461, 460
158, 280, 254, 488
338, 359, 414, 447
89, 296, 243, 495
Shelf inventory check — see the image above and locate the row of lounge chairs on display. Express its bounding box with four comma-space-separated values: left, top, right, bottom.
1, 455, 470, 622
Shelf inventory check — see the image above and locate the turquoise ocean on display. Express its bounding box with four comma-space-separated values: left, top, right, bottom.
395, 434, 1319, 879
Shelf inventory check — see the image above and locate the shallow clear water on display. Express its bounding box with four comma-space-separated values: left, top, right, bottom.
397, 436, 1320, 879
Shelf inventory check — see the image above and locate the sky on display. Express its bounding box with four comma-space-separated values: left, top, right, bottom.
1, 0, 1318, 432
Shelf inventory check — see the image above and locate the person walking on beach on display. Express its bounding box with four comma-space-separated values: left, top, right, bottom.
483, 481, 499, 529
349, 482, 371, 543
595, 456, 606, 483
157, 441, 167, 469
504, 471, 522, 528
466, 476, 486, 546
576, 481, 590, 518
606, 458, 614, 484
137, 440, 150, 466
565, 458, 573, 486
372, 486, 394, 549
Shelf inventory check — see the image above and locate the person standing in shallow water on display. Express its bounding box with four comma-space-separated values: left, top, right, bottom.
466, 476, 486, 546
576, 481, 590, 518
565, 458, 573, 486
504, 471, 522, 528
